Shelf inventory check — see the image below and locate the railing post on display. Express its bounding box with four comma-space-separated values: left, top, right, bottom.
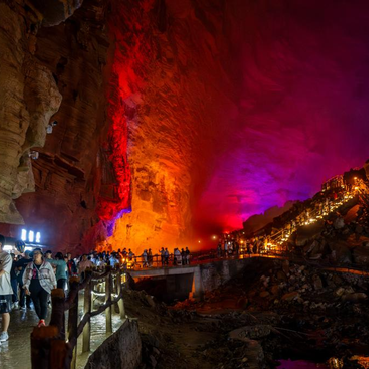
105, 272, 112, 334
31, 289, 67, 369
82, 281, 91, 353
49, 288, 66, 339
116, 270, 125, 320
68, 280, 79, 369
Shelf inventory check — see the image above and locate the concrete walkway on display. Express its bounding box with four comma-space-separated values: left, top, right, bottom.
0, 294, 124, 369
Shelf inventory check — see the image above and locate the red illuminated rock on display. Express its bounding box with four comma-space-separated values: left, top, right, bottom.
2, 0, 369, 255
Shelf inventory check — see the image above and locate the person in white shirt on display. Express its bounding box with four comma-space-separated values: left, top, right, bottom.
0, 234, 13, 342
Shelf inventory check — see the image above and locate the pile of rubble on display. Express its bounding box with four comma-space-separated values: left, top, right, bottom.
291, 203, 369, 266
255, 259, 368, 309
124, 257, 369, 368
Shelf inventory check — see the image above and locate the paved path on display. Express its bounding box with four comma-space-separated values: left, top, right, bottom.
0, 294, 123, 369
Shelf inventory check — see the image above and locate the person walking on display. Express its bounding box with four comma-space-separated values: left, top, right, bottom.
46, 252, 67, 290
78, 254, 93, 281
217, 242, 222, 258
181, 248, 186, 265
23, 248, 56, 327
0, 234, 12, 342
9, 253, 19, 309
66, 252, 77, 279
164, 248, 169, 266
15, 250, 32, 310
148, 249, 153, 267
185, 247, 191, 265
142, 250, 148, 267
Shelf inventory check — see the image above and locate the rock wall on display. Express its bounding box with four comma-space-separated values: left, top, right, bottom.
0, 1, 62, 225
200, 258, 256, 293
0, 0, 113, 251
85, 319, 142, 369
2, 0, 369, 255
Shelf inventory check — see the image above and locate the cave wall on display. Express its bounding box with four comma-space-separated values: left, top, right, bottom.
0, 0, 113, 252
1, 0, 369, 254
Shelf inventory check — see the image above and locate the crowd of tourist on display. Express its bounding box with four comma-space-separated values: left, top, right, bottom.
0, 241, 194, 343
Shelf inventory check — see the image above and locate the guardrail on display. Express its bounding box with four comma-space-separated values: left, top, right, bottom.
30, 266, 126, 369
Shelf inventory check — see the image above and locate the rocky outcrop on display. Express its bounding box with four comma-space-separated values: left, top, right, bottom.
0, 0, 110, 251
0, 2, 62, 225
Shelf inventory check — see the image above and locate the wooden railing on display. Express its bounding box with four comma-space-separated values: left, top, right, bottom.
30, 265, 126, 369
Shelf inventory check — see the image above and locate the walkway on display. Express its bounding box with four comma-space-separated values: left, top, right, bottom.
0, 292, 123, 369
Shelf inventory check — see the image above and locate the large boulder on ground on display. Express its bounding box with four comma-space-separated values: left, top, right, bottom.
353, 247, 369, 265
229, 329, 266, 368
270, 285, 280, 296
229, 325, 271, 340
281, 291, 300, 301
295, 221, 325, 246
276, 270, 288, 281
341, 293, 367, 302
330, 241, 353, 264
259, 291, 270, 298
312, 274, 323, 290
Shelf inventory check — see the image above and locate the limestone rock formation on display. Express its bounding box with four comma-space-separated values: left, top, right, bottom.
2, 0, 369, 254
0, 2, 62, 224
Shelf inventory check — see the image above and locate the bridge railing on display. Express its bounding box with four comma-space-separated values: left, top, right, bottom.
30, 265, 126, 369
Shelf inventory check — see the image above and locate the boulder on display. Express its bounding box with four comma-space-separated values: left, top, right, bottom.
229, 325, 271, 340
312, 274, 322, 290
281, 291, 300, 301
329, 241, 353, 264
335, 287, 346, 297
332, 274, 343, 286
341, 293, 367, 302
270, 285, 280, 296
276, 270, 287, 282
353, 247, 369, 265
334, 217, 345, 229
345, 286, 355, 294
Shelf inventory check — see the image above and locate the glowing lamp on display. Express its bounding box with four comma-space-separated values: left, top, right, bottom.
21, 229, 27, 241
28, 231, 34, 243
35, 232, 41, 243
